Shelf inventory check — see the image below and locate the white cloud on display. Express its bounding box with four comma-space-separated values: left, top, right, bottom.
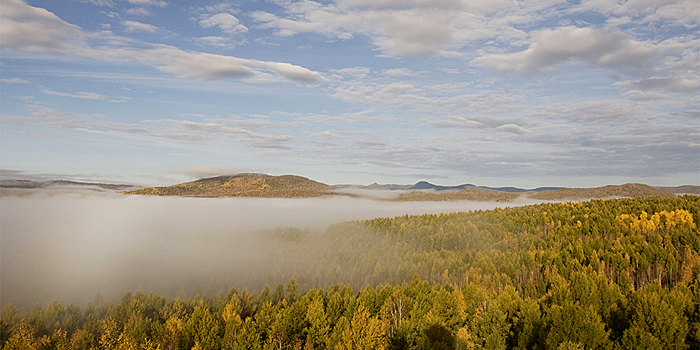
576, 0, 699, 28
2, 105, 293, 148
126, 7, 150, 16
124, 0, 167, 7
202, 3, 234, 13
617, 76, 700, 93
195, 36, 231, 47
301, 113, 381, 124
329, 72, 528, 117
203, 117, 276, 130
439, 68, 461, 74
382, 68, 414, 77
496, 123, 530, 134
72, 0, 114, 7
0, 78, 29, 84
176, 164, 248, 178
162, 119, 292, 145
198, 13, 248, 35
624, 90, 669, 101
331, 82, 422, 105
425, 115, 536, 134
531, 99, 655, 126
251, 0, 562, 57
257, 61, 324, 83
0, 0, 89, 53
0, 0, 323, 84
330, 67, 371, 79
109, 96, 132, 103
122, 20, 159, 33
472, 26, 657, 74
41, 89, 107, 100
425, 116, 483, 129
310, 131, 345, 139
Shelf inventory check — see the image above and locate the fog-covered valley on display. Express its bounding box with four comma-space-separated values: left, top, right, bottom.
1, 190, 549, 310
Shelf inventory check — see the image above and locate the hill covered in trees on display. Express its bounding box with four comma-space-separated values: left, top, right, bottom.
391, 188, 519, 202
124, 173, 335, 198
3, 195, 699, 349
658, 185, 700, 195
529, 183, 674, 200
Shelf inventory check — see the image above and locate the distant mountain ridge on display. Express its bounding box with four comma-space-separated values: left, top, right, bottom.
0, 179, 135, 191
6, 173, 692, 201
335, 181, 564, 193
391, 189, 519, 202
657, 185, 700, 195
530, 183, 675, 200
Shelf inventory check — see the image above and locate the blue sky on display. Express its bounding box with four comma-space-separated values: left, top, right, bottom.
1, 0, 698, 187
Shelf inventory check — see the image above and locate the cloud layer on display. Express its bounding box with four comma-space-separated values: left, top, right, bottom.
0, 0, 323, 84
0, 0, 697, 186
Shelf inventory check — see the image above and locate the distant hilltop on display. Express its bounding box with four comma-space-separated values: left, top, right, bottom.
336, 181, 564, 193
529, 183, 679, 200
121, 173, 699, 200
0, 179, 135, 191
124, 173, 334, 198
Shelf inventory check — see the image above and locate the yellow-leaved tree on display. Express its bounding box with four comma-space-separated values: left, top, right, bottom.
337, 304, 386, 350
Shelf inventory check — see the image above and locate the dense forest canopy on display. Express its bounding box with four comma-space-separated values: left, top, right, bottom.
2, 196, 699, 349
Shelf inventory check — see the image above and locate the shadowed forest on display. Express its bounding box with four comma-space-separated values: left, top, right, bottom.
2, 195, 699, 349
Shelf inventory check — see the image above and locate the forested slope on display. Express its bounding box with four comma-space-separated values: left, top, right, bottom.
391, 189, 518, 202
529, 183, 673, 200
124, 173, 335, 198
2, 196, 699, 349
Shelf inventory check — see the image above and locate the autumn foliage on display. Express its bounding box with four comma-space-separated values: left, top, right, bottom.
2, 195, 699, 349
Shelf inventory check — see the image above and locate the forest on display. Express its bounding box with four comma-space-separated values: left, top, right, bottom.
2, 195, 699, 349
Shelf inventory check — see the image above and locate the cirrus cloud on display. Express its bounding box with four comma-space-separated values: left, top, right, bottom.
41, 89, 107, 100
122, 20, 159, 33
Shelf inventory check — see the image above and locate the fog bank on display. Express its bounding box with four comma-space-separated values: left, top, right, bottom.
1, 191, 547, 309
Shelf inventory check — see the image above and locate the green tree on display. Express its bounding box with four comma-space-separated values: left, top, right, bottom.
187, 302, 221, 350
306, 294, 330, 349
236, 317, 262, 350
417, 323, 455, 350
287, 278, 301, 304
620, 287, 688, 350
0, 304, 20, 345
100, 317, 121, 350
222, 294, 243, 350
337, 304, 386, 350
3, 323, 40, 350
543, 302, 610, 350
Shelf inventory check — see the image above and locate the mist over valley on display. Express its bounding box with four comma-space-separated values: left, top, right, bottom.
1, 0, 698, 346
1, 189, 553, 310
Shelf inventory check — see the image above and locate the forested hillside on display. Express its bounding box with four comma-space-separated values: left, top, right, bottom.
125, 174, 334, 198
2, 196, 699, 349
391, 189, 518, 202
529, 183, 673, 200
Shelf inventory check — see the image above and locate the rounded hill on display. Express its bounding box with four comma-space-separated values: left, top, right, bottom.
125, 173, 334, 198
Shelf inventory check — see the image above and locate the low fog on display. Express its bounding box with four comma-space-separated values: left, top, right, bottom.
1, 190, 548, 310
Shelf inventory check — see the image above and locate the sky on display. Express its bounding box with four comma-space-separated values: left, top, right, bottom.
0, 0, 698, 188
